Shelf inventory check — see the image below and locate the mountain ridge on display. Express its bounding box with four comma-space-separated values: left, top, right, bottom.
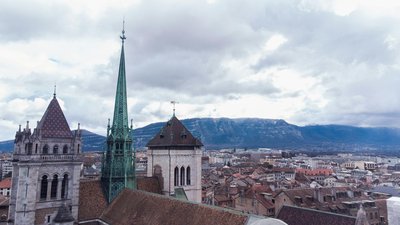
1, 118, 400, 153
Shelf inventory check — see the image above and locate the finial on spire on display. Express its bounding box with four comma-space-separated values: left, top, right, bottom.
53, 84, 57, 98
130, 119, 133, 129
120, 19, 126, 43
170, 101, 179, 116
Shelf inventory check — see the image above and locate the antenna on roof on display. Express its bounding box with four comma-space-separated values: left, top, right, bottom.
170, 101, 179, 117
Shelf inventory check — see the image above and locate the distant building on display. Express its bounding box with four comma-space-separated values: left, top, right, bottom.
0, 160, 12, 179
0, 178, 11, 196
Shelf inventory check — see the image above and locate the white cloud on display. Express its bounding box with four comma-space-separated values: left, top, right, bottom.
1, 0, 400, 140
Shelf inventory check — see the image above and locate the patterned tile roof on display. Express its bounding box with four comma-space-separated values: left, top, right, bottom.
36, 97, 73, 138
146, 116, 203, 148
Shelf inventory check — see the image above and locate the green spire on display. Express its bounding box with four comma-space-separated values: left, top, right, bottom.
112, 26, 128, 135
102, 23, 136, 203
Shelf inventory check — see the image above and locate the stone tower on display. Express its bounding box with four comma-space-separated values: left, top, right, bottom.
101, 26, 136, 203
9, 93, 82, 225
146, 115, 203, 202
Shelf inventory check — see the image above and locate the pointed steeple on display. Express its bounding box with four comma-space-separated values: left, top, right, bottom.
112, 24, 128, 136
101, 23, 136, 203
36, 97, 73, 139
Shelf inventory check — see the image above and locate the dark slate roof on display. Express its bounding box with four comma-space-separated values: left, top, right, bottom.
36, 97, 73, 138
277, 205, 356, 225
54, 204, 74, 222
100, 189, 248, 225
78, 180, 108, 222
146, 116, 203, 148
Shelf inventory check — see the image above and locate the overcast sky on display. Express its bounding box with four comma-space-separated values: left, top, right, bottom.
1, 0, 400, 140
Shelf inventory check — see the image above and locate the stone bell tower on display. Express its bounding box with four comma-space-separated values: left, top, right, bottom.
146, 114, 203, 203
8, 93, 82, 225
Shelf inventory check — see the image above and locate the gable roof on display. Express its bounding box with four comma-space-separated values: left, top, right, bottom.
146, 116, 203, 148
100, 189, 248, 225
277, 205, 356, 225
35, 97, 73, 138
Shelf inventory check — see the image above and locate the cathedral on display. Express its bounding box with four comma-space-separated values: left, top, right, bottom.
7, 27, 288, 225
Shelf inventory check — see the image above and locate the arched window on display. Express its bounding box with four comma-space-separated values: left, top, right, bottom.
174, 167, 179, 186
35, 143, 38, 154
40, 175, 48, 200
51, 175, 58, 199
63, 145, 68, 154
187, 166, 191, 185
43, 145, 49, 154
61, 174, 68, 199
180, 166, 185, 186
77, 144, 80, 153
53, 145, 59, 154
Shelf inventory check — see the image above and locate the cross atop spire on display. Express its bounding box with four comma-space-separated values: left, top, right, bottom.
120, 20, 126, 43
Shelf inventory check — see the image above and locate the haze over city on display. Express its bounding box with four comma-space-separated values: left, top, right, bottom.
1, 0, 400, 141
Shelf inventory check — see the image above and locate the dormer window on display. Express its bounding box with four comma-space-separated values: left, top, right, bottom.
160, 134, 164, 139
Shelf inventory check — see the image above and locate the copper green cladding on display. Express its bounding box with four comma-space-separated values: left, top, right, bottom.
102, 27, 136, 203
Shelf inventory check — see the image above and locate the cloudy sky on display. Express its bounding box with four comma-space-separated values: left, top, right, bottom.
1, 0, 400, 140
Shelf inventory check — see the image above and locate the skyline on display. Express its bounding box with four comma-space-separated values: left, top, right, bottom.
1, 0, 400, 140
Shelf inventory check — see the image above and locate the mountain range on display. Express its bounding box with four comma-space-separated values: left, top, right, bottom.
1, 118, 400, 154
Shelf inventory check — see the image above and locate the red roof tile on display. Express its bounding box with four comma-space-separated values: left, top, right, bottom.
78, 180, 108, 221
137, 177, 162, 194
100, 189, 248, 225
0, 178, 11, 189
277, 205, 356, 225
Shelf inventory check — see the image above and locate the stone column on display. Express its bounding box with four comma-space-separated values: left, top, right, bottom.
46, 179, 52, 201
57, 178, 62, 199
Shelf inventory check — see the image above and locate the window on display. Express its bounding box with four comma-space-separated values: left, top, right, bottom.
51, 175, 58, 199
186, 166, 191, 185
77, 144, 80, 153
35, 143, 38, 154
47, 215, 51, 223
61, 174, 68, 199
174, 167, 179, 186
53, 145, 58, 154
63, 145, 68, 154
40, 175, 48, 200
43, 145, 49, 154
180, 166, 185, 186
